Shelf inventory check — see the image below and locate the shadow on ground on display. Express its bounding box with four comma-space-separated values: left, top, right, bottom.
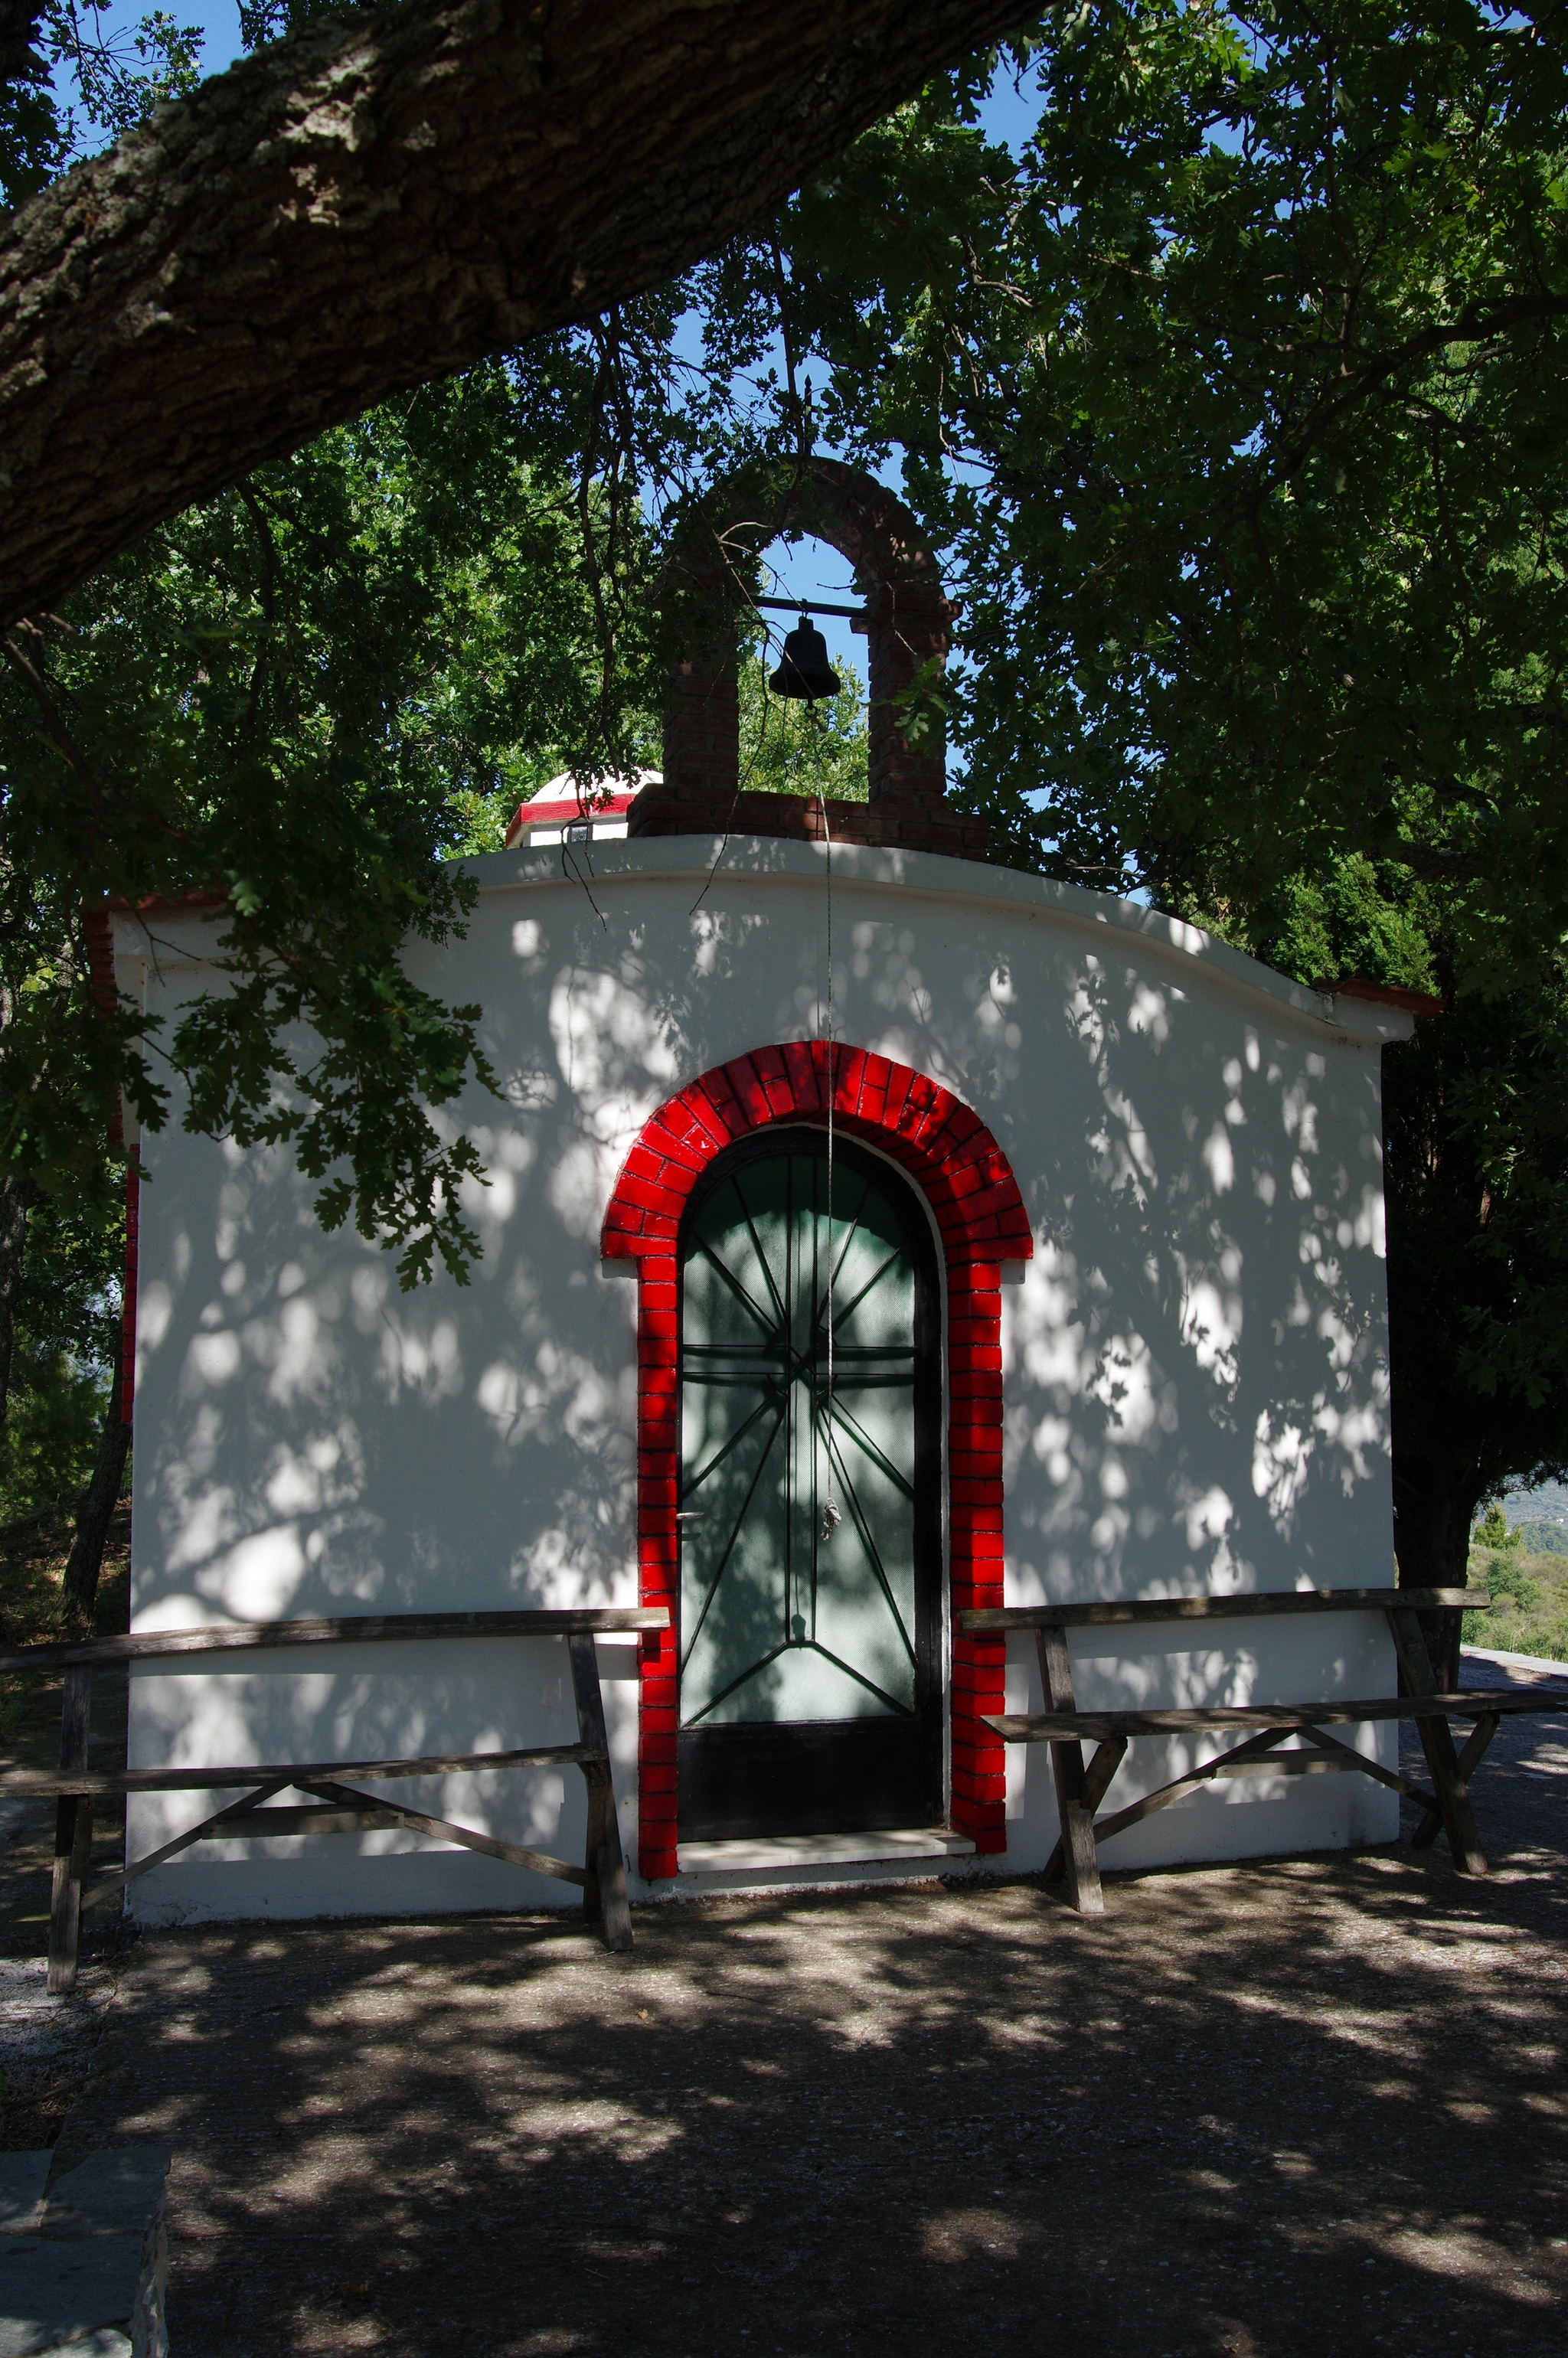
29, 1682, 1568, 2358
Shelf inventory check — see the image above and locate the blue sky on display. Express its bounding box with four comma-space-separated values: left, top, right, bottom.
173, 0, 242, 70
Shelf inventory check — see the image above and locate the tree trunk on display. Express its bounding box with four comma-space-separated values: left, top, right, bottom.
0, 0, 1024, 625
0, 1171, 33, 1435
60, 1319, 129, 1635
1391, 1445, 1483, 1690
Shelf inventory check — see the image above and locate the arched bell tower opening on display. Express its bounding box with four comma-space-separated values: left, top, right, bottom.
629, 458, 990, 861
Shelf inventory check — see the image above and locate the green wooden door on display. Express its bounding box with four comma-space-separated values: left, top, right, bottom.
677, 1133, 940, 1840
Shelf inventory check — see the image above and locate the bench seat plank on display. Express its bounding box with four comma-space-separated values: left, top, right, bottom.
961, 1587, 1477, 1634
0, 1605, 668, 1679
985, 1690, 1566, 1743
0, 1741, 599, 1801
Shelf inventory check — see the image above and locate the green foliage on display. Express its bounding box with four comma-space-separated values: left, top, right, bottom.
5, 0, 676, 1294
2, 0, 206, 211
0, 28, 67, 210
769, 3, 1568, 990
1463, 1544, 1568, 1661
1480, 1548, 1537, 1605
0, 1163, 122, 1521
10, 0, 1568, 1393
1509, 1517, 1568, 1558
1475, 1502, 1524, 1553
0, 1353, 106, 1524
42, 0, 205, 143
737, 649, 868, 801
2, 365, 665, 1285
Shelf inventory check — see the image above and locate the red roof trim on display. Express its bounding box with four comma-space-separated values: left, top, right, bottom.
1331, 976, 1445, 1017
503, 785, 642, 848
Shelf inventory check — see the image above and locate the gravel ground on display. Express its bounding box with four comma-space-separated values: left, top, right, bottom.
29, 1656, 1568, 2358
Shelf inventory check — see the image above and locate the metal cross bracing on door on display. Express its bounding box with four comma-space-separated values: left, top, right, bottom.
676, 1134, 942, 1840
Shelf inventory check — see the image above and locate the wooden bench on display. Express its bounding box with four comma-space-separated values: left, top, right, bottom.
959, 1586, 1568, 1915
0, 1606, 669, 1989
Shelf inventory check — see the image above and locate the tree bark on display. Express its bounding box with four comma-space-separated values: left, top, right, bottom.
0, 1171, 33, 1435
1391, 1446, 1483, 1689
0, 0, 1024, 625
60, 1317, 129, 1635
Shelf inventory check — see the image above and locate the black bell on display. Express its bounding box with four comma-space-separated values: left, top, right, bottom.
769, 614, 841, 701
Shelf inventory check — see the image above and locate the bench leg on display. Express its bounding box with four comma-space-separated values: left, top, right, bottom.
568, 1635, 633, 1952
1036, 1627, 1104, 1915
47, 1798, 93, 1996
47, 1665, 94, 1995
1414, 1713, 1499, 1852
1042, 1739, 1126, 1887
585, 1763, 633, 1954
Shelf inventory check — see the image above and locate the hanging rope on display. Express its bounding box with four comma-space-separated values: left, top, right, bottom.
818, 729, 842, 1546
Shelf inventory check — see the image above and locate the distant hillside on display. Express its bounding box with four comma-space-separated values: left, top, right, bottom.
1466, 1542, 1568, 1661
1498, 1479, 1568, 1558
1504, 1478, 1568, 1527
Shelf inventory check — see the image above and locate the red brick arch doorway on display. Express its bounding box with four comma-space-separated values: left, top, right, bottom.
600, 1043, 1032, 1878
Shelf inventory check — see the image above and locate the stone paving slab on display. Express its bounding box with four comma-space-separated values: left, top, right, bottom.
0, 2147, 168, 2357
0, 2238, 145, 2357
41, 1671, 1568, 2358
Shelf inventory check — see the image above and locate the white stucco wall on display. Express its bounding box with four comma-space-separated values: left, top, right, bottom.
113, 838, 1410, 1921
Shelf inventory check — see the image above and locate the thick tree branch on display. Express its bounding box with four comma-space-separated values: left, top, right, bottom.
0, 0, 1025, 624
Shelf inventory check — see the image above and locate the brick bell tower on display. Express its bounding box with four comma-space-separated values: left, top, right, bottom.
629, 456, 990, 861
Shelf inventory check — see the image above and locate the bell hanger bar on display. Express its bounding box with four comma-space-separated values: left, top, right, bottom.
753, 596, 866, 621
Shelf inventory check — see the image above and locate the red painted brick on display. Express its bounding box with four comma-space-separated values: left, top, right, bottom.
643, 1117, 710, 1174
750, 1043, 793, 1115
950, 1726, 1006, 1761
942, 1651, 1004, 1688
951, 1478, 1004, 1510
781, 1040, 823, 1111
948, 1400, 1004, 1436
869, 1063, 907, 1133
695, 1073, 748, 1142
678, 1089, 733, 1155
617, 1172, 689, 1223
956, 1175, 1031, 1230
624, 1141, 674, 1186
726, 1057, 771, 1126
